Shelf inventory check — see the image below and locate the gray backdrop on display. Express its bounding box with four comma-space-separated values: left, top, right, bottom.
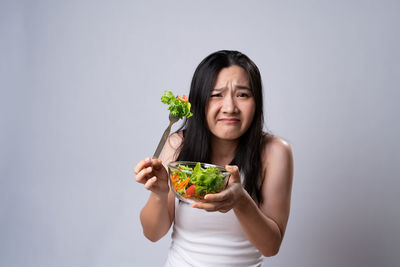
1, 0, 399, 266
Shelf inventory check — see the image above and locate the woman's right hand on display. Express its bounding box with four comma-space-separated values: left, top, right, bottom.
134, 157, 169, 196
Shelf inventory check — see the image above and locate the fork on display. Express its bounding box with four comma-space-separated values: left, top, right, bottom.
153, 114, 179, 159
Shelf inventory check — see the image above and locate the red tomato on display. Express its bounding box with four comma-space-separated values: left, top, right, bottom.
186, 184, 196, 196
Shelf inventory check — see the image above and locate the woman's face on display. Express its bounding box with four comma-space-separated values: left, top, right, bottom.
205, 65, 256, 142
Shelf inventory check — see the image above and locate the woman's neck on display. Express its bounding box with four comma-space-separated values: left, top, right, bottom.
210, 137, 238, 166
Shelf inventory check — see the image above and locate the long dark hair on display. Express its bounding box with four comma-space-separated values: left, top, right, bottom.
176, 50, 267, 204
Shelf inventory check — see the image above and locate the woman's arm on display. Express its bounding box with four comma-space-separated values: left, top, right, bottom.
135, 133, 182, 242
136, 157, 173, 242
193, 137, 293, 256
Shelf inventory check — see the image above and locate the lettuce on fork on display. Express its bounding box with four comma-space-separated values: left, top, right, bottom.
161, 90, 193, 119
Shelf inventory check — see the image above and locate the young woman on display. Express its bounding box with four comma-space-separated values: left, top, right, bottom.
134, 50, 293, 266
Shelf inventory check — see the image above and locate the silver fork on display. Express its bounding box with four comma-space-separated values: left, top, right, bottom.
153, 114, 179, 158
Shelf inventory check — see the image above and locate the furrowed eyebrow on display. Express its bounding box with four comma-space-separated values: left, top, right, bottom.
212, 87, 226, 92
236, 85, 251, 90
212, 85, 251, 91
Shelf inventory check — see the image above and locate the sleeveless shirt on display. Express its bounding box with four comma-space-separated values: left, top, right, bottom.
164, 198, 263, 267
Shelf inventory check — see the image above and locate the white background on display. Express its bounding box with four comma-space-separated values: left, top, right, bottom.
1, 0, 399, 266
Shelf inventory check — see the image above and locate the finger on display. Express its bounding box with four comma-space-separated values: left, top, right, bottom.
150, 158, 164, 171
225, 165, 241, 183
219, 208, 231, 213
204, 191, 228, 202
192, 201, 224, 212
134, 158, 148, 174
135, 166, 153, 184
134, 157, 152, 174
144, 176, 157, 190
192, 203, 216, 212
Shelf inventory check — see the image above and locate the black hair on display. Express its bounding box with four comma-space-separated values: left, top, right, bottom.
176, 50, 268, 204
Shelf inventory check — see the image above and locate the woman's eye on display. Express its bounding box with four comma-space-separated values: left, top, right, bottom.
210, 93, 222, 98
237, 93, 250, 98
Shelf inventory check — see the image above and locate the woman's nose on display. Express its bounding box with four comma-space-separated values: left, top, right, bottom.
221, 95, 238, 113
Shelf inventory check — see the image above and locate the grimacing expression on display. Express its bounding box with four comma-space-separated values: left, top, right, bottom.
205, 65, 256, 141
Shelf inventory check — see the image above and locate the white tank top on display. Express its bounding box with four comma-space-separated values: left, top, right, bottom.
164, 198, 263, 267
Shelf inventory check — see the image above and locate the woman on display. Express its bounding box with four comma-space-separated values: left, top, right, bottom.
135, 50, 293, 266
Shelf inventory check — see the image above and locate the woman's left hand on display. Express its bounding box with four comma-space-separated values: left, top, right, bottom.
192, 165, 246, 213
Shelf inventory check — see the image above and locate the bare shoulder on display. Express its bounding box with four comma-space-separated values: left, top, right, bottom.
261, 135, 293, 174
262, 135, 292, 159
167, 131, 184, 149
160, 131, 184, 163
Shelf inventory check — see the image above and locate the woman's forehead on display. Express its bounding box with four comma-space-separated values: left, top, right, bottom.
214, 66, 250, 87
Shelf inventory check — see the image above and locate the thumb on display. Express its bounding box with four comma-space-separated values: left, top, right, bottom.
151, 158, 164, 170
225, 165, 241, 184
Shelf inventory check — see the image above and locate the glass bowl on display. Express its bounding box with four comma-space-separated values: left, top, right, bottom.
167, 161, 231, 204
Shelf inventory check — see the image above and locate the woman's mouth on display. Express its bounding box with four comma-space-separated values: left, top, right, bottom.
218, 118, 240, 124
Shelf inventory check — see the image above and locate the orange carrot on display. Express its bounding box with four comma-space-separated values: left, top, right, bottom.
177, 94, 188, 103
176, 177, 190, 191
170, 173, 179, 183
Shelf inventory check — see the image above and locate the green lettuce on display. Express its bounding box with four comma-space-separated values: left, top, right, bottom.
171, 162, 226, 197
161, 90, 193, 119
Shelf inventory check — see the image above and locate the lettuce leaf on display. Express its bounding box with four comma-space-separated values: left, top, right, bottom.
171, 162, 225, 197
161, 90, 193, 119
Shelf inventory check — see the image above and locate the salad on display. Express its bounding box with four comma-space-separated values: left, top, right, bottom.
169, 162, 228, 201
161, 90, 193, 119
